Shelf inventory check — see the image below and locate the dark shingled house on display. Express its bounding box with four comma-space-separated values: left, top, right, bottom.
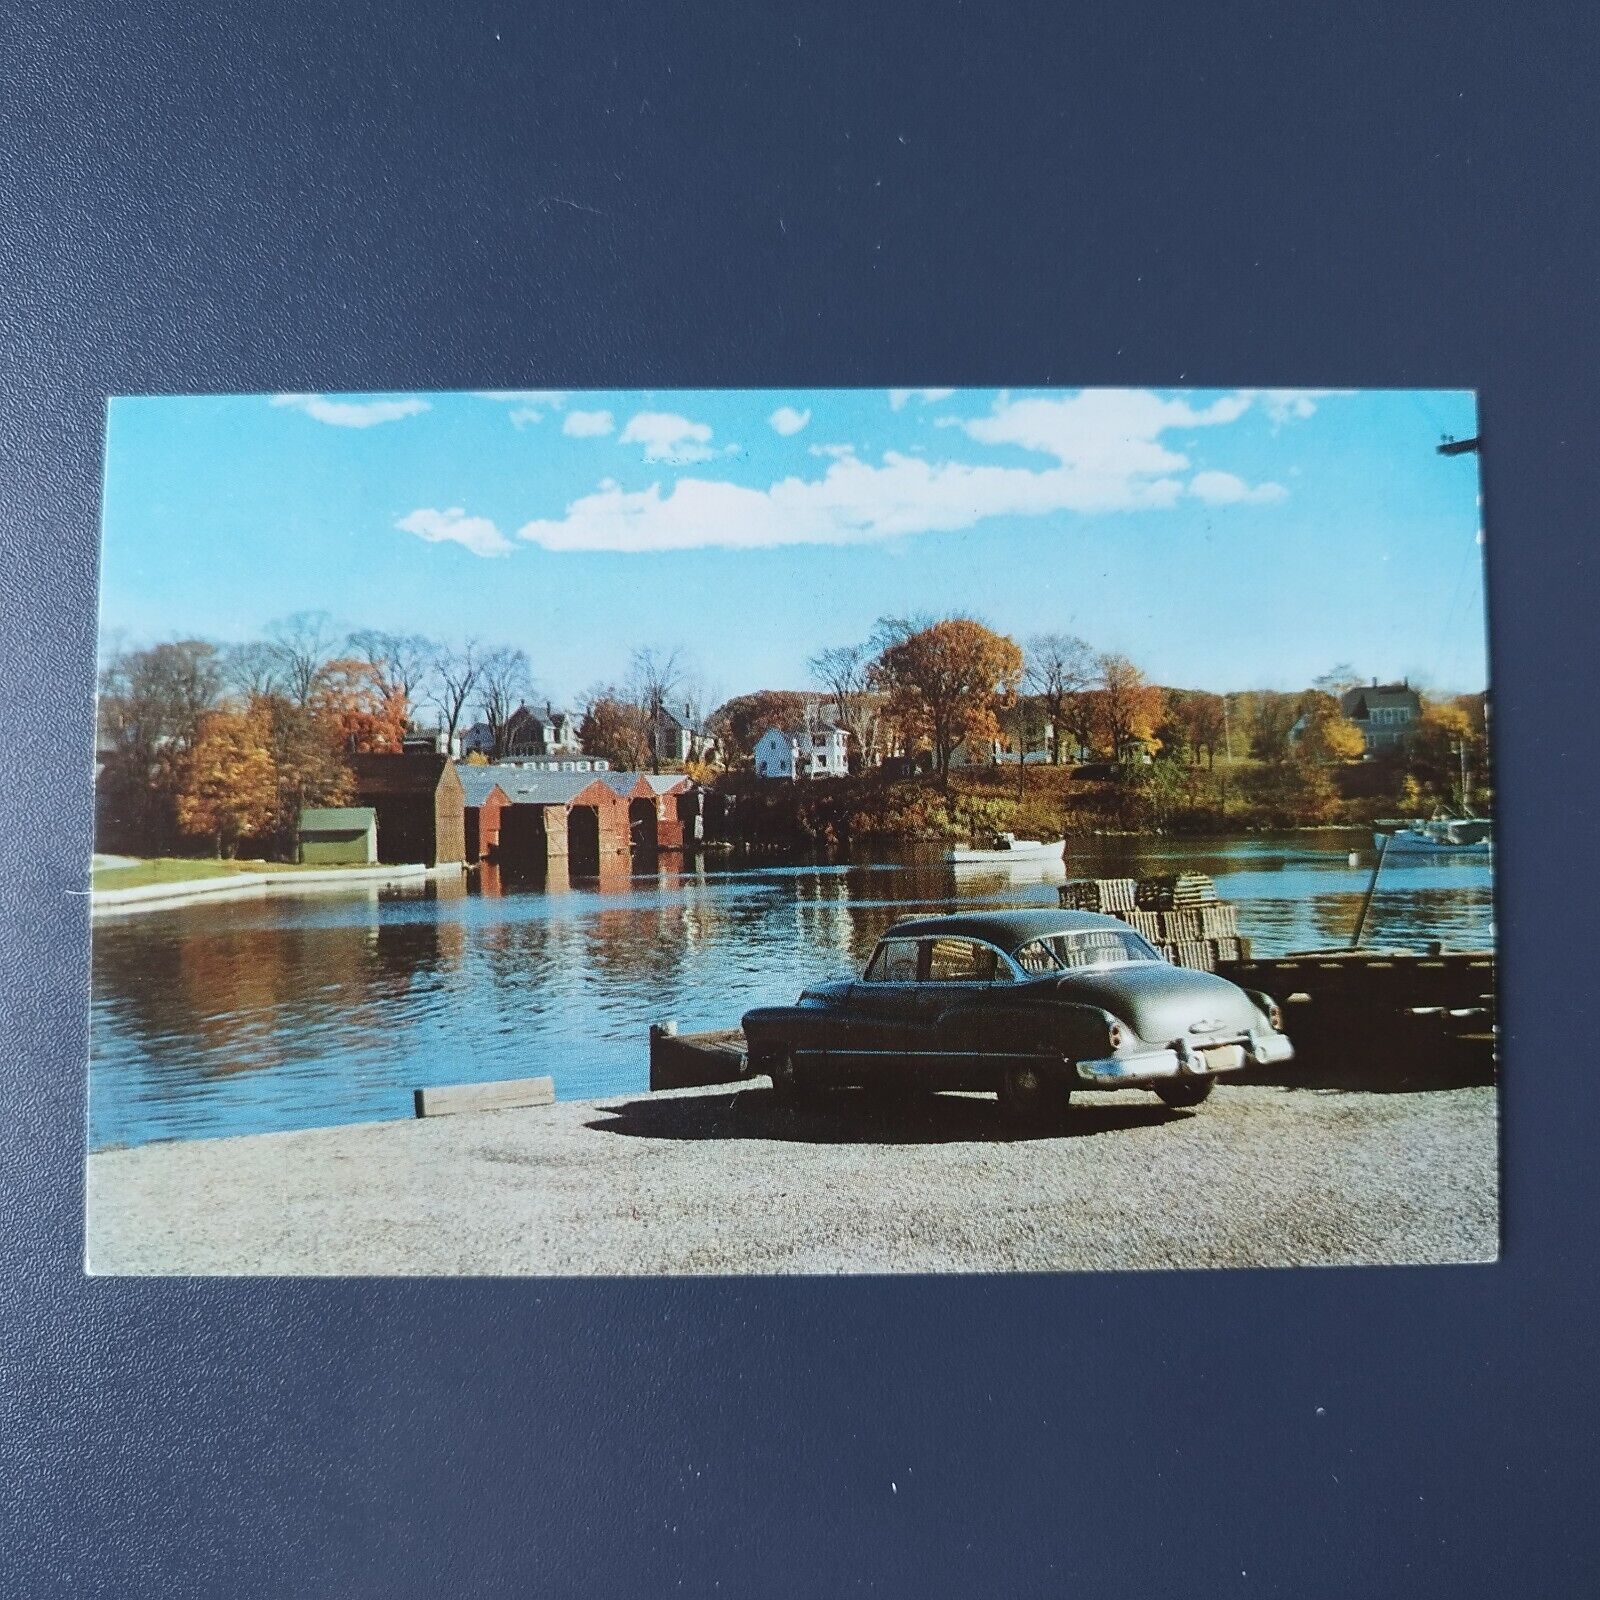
350, 753, 466, 866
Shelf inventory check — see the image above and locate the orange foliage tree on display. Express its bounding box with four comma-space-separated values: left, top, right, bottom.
1095, 653, 1165, 759
872, 619, 1024, 781
313, 659, 409, 754
174, 705, 277, 856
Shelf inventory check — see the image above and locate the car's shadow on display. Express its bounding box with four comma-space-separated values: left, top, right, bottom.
585, 1087, 1184, 1145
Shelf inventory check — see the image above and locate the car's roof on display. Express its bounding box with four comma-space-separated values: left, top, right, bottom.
881, 908, 1137, 952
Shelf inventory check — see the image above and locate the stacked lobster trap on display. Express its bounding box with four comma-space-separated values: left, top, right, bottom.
1058, 873, 1249, 971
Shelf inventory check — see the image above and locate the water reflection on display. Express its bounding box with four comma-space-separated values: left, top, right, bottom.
90, 831, 1493, 1149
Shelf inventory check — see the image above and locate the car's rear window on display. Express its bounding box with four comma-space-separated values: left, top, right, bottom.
1014, 929, 1160, 971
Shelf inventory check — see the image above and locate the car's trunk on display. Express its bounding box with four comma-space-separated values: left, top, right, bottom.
1053, 963, 1260, 1044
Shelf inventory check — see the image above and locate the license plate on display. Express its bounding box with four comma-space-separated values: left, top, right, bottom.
1198, 1044, 1245, 1074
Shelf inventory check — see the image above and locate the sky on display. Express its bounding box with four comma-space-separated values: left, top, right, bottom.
99, 386, 1488, 706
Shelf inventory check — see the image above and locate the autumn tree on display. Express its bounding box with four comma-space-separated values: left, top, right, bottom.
708, 690, 809, 763
313, 658, 409, 753
1159, 690, 1227, 767
347, 630, 437, 724
1025, 633, 1095, 764
174, 705, 277, 856
261, 696, 353, 854
1246, 692, 1301, 763
1095, 653, 1165, 761
1293, 693, 1366, 764
1408, 700, 1483, 802
578, 689, 651, 770
871, 618, 1024, 782
96, 640, 224, 852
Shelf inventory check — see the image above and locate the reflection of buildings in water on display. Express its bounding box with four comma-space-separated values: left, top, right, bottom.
792, 873, 858, 964
143, 914, 403, 1079
570, 852, 636, 896
430, 870, 468, 903
582, 905, 690, 990
480, 857, 573, 897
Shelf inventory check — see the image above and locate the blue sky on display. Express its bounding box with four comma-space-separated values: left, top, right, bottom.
99, 386, 1487, 704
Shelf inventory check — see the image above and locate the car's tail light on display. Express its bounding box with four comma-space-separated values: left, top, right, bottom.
1266, 1000, 1283, 1031
1107, 1022, 1124, 1051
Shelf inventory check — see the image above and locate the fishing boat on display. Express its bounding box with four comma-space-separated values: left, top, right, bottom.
1373, 813, 1493, 855
945, 832, 1066, 865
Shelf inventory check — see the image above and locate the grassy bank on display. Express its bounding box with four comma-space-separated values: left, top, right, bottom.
91, 858, 354, 891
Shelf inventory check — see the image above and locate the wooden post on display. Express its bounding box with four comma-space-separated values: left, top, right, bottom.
1351, 833, 1389, 950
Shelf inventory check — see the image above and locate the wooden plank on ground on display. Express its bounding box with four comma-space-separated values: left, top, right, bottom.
413, 1076, 555, 1118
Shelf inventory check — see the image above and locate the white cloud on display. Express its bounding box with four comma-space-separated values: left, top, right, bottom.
516, 450, 1190, 554
768, 406, 811, 436
1241, 388, 1354, 427
563, 409, 615, 437
396, 506, 513, 557
888, 387, 956, 410
271, 393, 430, 428
1189, 470, 1287, 505
952, 389, 1252, 474
809, 442, 856, 459
620, 410, 717, 462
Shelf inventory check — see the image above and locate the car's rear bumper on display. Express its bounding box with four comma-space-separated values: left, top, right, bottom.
1076, 1032, 1294, 1085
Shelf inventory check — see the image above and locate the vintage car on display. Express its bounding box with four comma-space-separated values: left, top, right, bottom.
741, 909, 1293, 1120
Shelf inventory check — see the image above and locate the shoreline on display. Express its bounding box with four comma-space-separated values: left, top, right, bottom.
90, 860, 464, 917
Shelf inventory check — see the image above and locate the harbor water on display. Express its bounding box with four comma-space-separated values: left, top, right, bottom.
89, 831, 1495, 1149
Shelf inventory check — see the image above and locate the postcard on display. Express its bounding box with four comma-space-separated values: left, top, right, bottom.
86, 386, 1496, 1273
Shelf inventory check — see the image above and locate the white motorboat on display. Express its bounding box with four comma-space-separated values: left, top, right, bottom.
945, 833, 1066, 865
1374, 814, 1493, 855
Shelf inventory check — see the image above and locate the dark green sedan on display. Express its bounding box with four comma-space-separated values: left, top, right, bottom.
741, 909, 1293, 1121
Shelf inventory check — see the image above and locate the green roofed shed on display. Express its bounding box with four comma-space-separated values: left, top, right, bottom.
297, 806, 379, 865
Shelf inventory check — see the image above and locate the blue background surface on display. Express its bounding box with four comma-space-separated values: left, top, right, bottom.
3, 3, 1595, 1593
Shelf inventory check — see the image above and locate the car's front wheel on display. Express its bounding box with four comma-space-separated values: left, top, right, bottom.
1156, 1076, 1215, 1109
997, 1061, 1068, 1125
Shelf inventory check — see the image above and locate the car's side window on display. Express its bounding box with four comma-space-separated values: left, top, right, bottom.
864, 939, 919, 983
923, 938, 1006, 983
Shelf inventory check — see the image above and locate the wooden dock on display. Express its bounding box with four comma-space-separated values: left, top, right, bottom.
651, 945, 1497, 1096
649, 1024, 751, 1091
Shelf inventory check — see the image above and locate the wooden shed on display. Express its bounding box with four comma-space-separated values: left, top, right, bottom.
350, 753, 466, 867
489, 769, 632, 868
297, 806, 378, 865
458, 767, 513, 863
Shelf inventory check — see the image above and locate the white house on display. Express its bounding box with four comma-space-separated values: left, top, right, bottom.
754, 723, 850, 780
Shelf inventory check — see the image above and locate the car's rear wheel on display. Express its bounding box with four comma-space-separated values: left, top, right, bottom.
997, 1061, 1068, 1125
769, 1049, 816, 1106
1156, 1076, 1215, 1109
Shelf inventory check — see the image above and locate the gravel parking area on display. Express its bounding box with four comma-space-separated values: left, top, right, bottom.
86, 1083, 1499, 1275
